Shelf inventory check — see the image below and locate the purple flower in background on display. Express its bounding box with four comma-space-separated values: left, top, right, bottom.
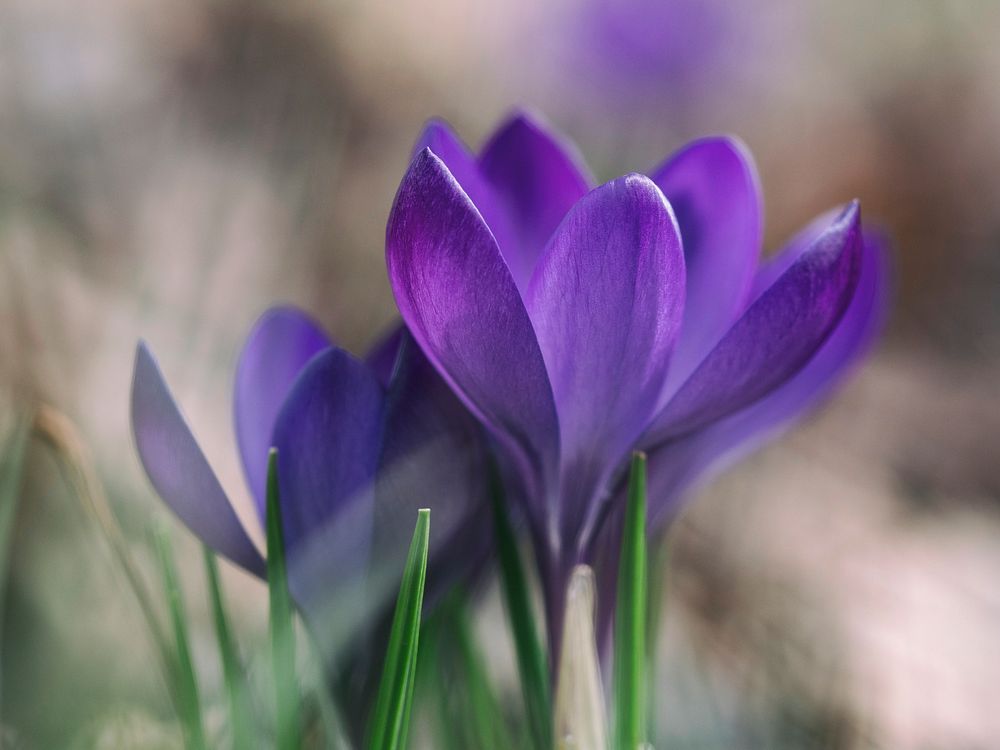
386, 112, 888, 650
131, 307, 488, 659
568, 0, 737, 104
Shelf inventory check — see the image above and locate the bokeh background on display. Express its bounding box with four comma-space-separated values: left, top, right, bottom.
2, 0, 999, 747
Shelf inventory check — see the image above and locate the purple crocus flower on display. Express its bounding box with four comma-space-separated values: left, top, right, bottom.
385, 112, 888, 651
130, 306, 488, 663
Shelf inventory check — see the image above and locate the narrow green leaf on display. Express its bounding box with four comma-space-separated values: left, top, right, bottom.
613, 451, 648, 750
490, 464, 551, 750
367, 508, 430, 750
266, 449, 300, 750
203, 547, 254, 748
153, 525, 207, 750
452, 598, 517, 750
0, 411, 32, 708
33, 406, 179, 724
418, 614, 465, 750
303, 633, 352, 749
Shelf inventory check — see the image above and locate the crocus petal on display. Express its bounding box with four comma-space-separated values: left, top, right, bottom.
748, 209, 839, 301
365, 323, 405, 387
525, 174, 684, 542
386, 148, 560, 506
413, 119, 514, 259
650, 137, 763, 397
131, 342, 265, 576
652, 226, 891, 528
374, 332, 490, 612
479, 111, 592, 292
593, 227, 889, 652
234, 306, 330, 522
646, 201, 864, 442
271, 346, 384, 611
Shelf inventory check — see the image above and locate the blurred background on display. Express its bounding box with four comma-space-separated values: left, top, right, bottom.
1, 0, 999, 747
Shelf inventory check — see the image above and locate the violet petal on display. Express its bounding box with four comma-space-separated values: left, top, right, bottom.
386, 148, 560, 502
646, 201, 864, 442
131, 342, 265, 576
650, 137, 763, 397
525, 174, 685, 543
479, 111, 592, 291
234, 306, 330, 523
271, 346, 384, 610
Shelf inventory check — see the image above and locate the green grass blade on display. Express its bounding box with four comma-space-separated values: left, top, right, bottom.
453, 599, 516, 750
153, 525, 207, 750
421, 595, 519, 750
33, 406, 182, 724
0, 413, 31, 603
203, 546, 254, 748
0, 411, 32, 709
367, 508, 430, 750
303, 633, 352, 749
490, 466, 551, 750
418, 614, 464, 750
266, 449, 300, 750
0, 412, 30, 576
613, 452, 648, 750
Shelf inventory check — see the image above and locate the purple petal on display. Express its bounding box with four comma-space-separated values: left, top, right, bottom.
234, 306, 330, 523
365, 323, 405, 387
271, 346, 384, 610
375, 332, 490, 612
524, 174, 685, 544
650, 137, 763, 397
479, 111, 592, 292
595, 224, 889, 656
385, 148, 560, 504
413, 119, 515, 261
646, 201, 864, 442
131, 342, 265, 576
748, 209, 839, 301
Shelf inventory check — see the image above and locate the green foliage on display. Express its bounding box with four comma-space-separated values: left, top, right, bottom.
367, 508, 430, 750
0, 411, 31, 707
491, 467, 551, 750
203, 547, 254, 749
152, 526, 206, 750
613, 452, 648, 750
423, 594, 518, 750
266, 449, 301, 750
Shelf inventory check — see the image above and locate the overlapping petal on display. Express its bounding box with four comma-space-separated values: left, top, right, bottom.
386, 148, 560, 500
274, 347, 384, 570
646, 201, 864, 442
375, 333, 491, 609
650, 137, 763, 396
479, 112, 592, 291
234, 306, 330, 521
365, 324, 405, 387
131, 342, 265, 576
525, 174, 685, 539
413, 119, 514, 258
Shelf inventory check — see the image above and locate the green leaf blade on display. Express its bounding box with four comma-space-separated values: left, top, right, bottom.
203, 547, 254, 749
613, 451, 648, 750
368, 508, 431, 750
491, 467, 551, 750
153, 525, 207, 750
266, 449, 300, 750
0, 411, 32, 709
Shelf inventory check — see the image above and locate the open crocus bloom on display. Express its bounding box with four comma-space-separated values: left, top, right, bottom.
386, 112, 888, 650
131, 307, 488, 664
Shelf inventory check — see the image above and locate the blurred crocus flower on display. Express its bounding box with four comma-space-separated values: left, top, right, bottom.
131, 307, 487, 660
386, 112, 888, 649
563, 0, 739, 107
